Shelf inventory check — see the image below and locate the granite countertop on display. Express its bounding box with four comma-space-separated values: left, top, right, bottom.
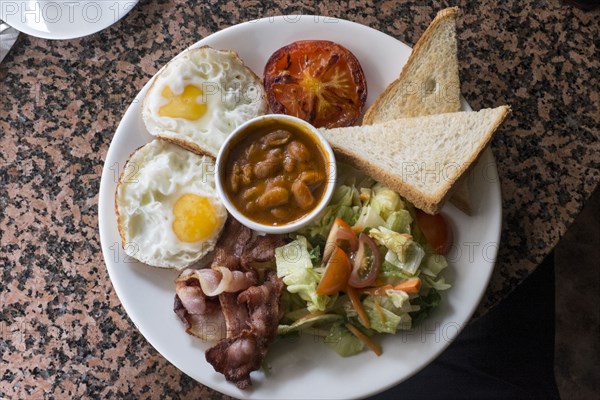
1, 0, 598, 398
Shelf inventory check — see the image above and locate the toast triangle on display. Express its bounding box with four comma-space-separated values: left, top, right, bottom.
362, 7, 474, 213
363, 7, 461, 123
323, 106, 510, 214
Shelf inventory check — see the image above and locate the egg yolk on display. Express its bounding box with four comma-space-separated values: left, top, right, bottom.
159, 85, 207, 120
172, 194, 219, 242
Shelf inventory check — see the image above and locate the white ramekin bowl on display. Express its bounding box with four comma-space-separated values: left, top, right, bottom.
215, 114, 336, 234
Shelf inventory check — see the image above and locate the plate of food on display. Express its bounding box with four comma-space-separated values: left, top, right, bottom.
98, 8, 509, 399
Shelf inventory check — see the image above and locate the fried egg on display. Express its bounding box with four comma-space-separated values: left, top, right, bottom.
142, 46, 268, 158
115, 140, 227, 270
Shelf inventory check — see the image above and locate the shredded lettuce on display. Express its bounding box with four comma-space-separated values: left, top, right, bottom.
275, 237, 330, 312
308, 245, 321, 265
370, 227, 425, 275
297, 185, 359, 240
370, 183, 404, 219
383, 289, 410, 309
410, 289, 442, 326
384, 247, 425, 276
421, 253, 448, 278
275, 236, 312, 277
422, 275, 452, 291
278, 314, 343, 335
325, 323, 364, 357
385, 210, 413, 234
354, 205, 386, 229
275, 174, 451, 357
369, 227, 412, 262
380, 261, 415, 279
362, 296, 412, 333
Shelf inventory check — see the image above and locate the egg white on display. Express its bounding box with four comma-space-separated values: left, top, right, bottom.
115, 140, 227, 270
142, 47, 267, 157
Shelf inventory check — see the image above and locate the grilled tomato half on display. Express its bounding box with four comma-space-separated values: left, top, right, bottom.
263, 40, 367, 128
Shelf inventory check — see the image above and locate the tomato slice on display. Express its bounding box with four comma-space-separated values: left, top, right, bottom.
349, 233, 381, 288
414, 210, 453, 255
323, 217, 359, 263
316, 246, 352, 295
263, 40, 367, 128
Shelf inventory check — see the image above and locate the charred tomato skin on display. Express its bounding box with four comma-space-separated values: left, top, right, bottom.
263, 40, 367, 128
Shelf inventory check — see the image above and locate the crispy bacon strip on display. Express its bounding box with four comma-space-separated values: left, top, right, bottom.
219, 292, 248, 338
205, 272, 284, 389
241, 234, 286, 271
174, 276, 226, 341
179, 267, 257, 297
205, 332, 263, 390
212, 217, 253, 271
238, 272, 284, 341
174, 217, 287, 389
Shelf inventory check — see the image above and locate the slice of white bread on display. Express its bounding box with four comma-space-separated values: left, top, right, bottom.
363, 7, 475, 214
363, 7, 461, 123
322, 106, 510, 214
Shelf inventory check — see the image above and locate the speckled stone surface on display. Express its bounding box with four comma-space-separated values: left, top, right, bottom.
1, 0, 598, 398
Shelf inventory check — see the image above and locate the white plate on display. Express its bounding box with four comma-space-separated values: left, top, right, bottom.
0, 1, 138, 40
98, 15, 501, 400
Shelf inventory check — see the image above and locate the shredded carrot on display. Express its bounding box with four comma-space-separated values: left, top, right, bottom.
394, 278, 421, 294
345, 323, 382, 356
346, 286, 370, 329
373, 298, 387, 323
358, 285, 393, 296
351, 225, 364, 234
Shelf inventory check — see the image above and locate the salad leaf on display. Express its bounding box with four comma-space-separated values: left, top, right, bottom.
369, 227, 412, 262
275, 237, 330, 312
410, 289, 442, 326
281, 291, 310, 321
385, 210, 413, 234
359, 188, 372, 205
275, 236, 313, 277
382, 288, 410, 309
325, 323, 364, 357
421, 253, 448, 278
379, 261, 415, 279
286, 269, 329, 312
308, 245, 321, 265
384, 248, 425, 276
362, 296, 412, 334
370, 227, 425, 275
331, 184, 359, 207
337, 205, 360, 226
278, 313, 343, 335
354, 205, 386, 229
297, 185, 359, 240
371, 183, 404, 219
422, 275, 452, 291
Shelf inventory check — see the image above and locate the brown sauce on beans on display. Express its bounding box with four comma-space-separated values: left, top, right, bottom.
223, 120, 329, 225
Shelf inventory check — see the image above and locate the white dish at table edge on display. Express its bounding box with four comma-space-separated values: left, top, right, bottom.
0, 1, 139, 40
98, 15, 501, 400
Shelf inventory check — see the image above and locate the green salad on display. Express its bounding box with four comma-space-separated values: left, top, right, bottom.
274, 165, 451, 356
